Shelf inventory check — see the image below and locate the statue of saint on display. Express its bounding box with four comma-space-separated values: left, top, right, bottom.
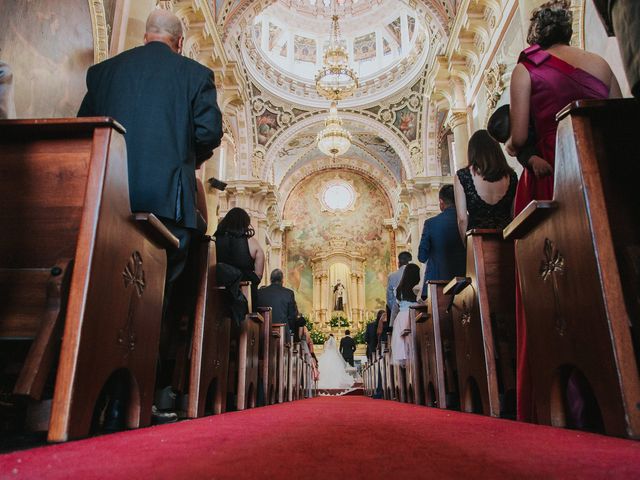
333, 280, 345, 311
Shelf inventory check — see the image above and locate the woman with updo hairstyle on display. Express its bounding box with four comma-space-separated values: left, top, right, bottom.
215, 207, 265, 305
505, 0, 621, 425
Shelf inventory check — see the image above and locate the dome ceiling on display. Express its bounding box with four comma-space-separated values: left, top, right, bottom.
240, 0, 429, 108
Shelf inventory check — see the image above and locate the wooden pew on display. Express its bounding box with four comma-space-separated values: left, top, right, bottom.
0, 118, 177, 442
257, 307, 272, 406
444, 229, 516, 418
504, 99, 640, 438
282, 341, 291, 402
236, 285, 263, 410
382, 340, 395, 400
269, 323, 286, 405
186, 241, 231, 418
416, 281, 459, 409
403, 305, 428, 405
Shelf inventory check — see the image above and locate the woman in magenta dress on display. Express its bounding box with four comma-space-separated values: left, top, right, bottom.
506, 0, 621, 422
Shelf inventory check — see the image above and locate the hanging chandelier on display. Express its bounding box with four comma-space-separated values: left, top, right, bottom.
315, 15, 359, 101
317, 102, 352, 158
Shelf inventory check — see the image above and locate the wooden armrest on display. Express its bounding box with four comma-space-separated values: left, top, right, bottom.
134, 213, 179, 250
257, 306, 272, 314
271, 331, 281, 338
415, 312, 430, 323
466, 228, 501, 237
503, 201, 556, 240
247, 312, 264, 324
410, 304, 428, 311
271, 323, 286, 328
401, 328, 411, 337
239, 281, 251, 287
443, 277, 471, 296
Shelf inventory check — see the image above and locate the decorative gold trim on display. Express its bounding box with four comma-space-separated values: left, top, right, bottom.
88, 0, 109, 63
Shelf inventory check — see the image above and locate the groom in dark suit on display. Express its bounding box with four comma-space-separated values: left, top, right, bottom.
78, 9, 222, 286
340, 330, 356, 367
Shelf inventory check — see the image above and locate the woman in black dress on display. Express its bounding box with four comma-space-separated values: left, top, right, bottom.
215, 207, 265, 306
454, 130, 518, 243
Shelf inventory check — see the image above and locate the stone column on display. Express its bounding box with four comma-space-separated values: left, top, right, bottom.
449, 109, 470, 171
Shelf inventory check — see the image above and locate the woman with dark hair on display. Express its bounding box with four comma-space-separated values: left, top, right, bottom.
454, 129, 517, 242
390, 263, 421, 366
215, 207, 265, 306
505, 1, 621, 424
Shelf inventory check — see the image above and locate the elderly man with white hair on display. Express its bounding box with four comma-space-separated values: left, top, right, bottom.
78, 8, 223, 429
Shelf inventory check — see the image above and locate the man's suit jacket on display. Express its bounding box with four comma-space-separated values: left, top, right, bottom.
386, 265, 405, 325
256, 283, 298, 337
418, 207, 466, 294
339, 336, 356, 360
78, 42, 222, 229
364, 321, 378, 357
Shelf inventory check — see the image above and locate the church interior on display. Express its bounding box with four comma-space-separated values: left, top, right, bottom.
1, 0, 640, 478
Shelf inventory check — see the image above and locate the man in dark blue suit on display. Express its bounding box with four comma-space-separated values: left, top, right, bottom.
78, 9, 222, 286
77, 9, 222, 427
256, 269, 298, 341
418, 184, 466, 299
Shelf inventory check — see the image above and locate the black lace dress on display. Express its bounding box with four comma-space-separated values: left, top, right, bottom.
456, 168, 518, 230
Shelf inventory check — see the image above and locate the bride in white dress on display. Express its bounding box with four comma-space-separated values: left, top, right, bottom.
317, 335, 354, 389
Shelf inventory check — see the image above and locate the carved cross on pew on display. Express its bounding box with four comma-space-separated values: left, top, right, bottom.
118, 251, 146, 356
539, 238, 566, 336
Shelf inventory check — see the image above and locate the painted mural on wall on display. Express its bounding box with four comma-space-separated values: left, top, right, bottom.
256, 110, 279, 146
284, 170, 392, 315
394, 105, 418, 142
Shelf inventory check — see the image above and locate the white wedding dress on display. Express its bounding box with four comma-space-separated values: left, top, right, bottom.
317, 336, 355, 389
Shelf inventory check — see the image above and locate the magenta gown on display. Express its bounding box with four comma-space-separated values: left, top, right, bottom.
514, 44, 610, 422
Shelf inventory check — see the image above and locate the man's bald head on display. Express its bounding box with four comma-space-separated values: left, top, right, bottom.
144, 9, 184, 52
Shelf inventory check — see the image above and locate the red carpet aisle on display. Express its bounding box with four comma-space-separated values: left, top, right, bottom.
1, 397, 640, 480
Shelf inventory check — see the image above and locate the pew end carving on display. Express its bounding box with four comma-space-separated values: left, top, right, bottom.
505, 99, 640, 438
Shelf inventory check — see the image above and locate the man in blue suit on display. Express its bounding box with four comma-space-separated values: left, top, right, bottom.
418, 185, 466, 299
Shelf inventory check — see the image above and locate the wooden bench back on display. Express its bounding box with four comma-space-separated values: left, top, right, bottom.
0, 119, 121, 268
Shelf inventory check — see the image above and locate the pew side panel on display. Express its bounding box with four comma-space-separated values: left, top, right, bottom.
257, 307, 272, 406
418, 280, 458, 409
505, 99, 640, 438
446, 229, 515, 418
188, 242, 230, 418
405, 305, 427, 405
269, 323, 285, 405
236, 284, 262, 411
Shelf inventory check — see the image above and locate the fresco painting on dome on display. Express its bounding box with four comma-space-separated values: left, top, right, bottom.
387, 18, 402, 46
256, 111, 279, 146
354, 134, 402, 179
279, 42, 288, 58
408, 16, 416, 39
353, 33, 376, 62
269, 23, 283, 51
383, 38, 391, 55
394, 105, 418, 142
253, 22, 262, 41
294, 36, 317, 63
284, 170, 392, 314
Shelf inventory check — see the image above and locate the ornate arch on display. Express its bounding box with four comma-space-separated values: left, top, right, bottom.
279, 159, 398, 217
262, 111, 414, 181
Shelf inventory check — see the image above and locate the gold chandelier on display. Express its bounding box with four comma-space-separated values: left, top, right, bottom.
315, 15, 359, 101
317, 101, 352, 158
